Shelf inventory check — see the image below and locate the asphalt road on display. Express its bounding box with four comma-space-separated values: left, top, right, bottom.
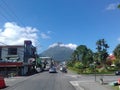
3, 71, 76, 90
2, 70, 119, 90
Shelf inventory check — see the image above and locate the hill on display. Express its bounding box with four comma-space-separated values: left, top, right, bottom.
40, 43, 74, 61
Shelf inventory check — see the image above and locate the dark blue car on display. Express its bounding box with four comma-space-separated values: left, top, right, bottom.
115, 71, 120, 75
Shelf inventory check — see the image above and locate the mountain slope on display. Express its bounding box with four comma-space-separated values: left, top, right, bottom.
40, 44, 74, 61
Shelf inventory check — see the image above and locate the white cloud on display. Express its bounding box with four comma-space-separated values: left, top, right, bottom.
106, 3, 119, 11
60, 43, 77, 50
47, 31, 52, 34
118, 38, 120, 42
40, 32, 50, 39
49, 43, 77, 50
0, 22, 39, 46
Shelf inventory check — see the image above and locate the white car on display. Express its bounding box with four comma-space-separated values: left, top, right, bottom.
49, 67, 57, 73
60, 67, 63, 71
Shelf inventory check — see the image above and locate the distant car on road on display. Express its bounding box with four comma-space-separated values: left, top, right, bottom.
60, 67, 63, 71
49, 67, 57, 73
115, 71, 120, 75
60, 67, 67, 73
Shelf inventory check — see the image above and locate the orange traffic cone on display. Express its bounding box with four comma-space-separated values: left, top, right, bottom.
0, 75, 6, 89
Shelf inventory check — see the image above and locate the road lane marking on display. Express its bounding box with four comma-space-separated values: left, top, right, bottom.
70, 81, 79, 86
65, 75, 81, 78
70, 81, 84, 90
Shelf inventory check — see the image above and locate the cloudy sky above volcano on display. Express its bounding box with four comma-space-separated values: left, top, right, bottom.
0, 22, 77, 51
49, 43, 77, 50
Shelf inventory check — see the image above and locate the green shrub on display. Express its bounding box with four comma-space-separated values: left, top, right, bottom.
74, 62, 84, 69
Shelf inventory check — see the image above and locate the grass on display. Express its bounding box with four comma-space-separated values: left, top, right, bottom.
68, 66, 115, 75
112, 86, 119, 90
67, 67, 79, 74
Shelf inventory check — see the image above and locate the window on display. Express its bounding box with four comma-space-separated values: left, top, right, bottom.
8, 48, 17, 55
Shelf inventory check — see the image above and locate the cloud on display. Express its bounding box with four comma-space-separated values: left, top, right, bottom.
40, 32, 50, 39
60, 43, 77, 50
106, 3, 119, 11
118, 38, 120, 42
47, 31, 52, 34
49, 43, 77, 50
0, 22, 39, 46
49, 43, 58, 48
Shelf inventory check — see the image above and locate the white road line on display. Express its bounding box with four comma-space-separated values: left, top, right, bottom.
65, 75, 81, 78
77, 81, 95, 83
70, 81, 85, 90
70, 81, 79, 86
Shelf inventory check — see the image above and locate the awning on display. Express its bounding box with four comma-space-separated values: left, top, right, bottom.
0, 62, 23, 67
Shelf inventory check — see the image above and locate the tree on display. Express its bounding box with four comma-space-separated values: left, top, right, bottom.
113, 44, 120, 66
118, 4, 120, 8
113, 44, 120, 59
71, 50, 79, 61
84, 49, 94, 66
72, 45, 93, 67
76, 45, 88, 61
96, 39, 109, 68
93, 52, 99, 63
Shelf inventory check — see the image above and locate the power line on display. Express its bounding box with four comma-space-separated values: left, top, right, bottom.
0, 5, 10, 21
0, 2, 15, 21
0, 0, 26, 26
0, 0, 37, 38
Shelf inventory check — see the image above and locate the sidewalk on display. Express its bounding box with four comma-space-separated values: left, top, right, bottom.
68, 70, 114, 90
70, 80, 114, 90
78, 81, 113, 90
4, 76, 30, 87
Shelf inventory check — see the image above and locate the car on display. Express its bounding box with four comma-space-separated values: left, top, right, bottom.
115, 71, 120, 75
60, 67, 63, 71
61, 67, 67, 73
60, 67, 67, 73
49, 67, 57, 73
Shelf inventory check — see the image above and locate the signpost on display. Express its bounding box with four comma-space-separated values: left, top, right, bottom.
94, 62, 96, 82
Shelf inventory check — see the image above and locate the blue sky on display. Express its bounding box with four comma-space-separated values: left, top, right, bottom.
0, 0, 120, 54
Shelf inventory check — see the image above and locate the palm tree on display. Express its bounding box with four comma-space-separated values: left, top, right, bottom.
118, 4, 120, 8
96, 39, 109, 68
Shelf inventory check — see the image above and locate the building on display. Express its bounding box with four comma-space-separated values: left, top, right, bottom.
107, 54, 116, 67
0, 40, 37, 77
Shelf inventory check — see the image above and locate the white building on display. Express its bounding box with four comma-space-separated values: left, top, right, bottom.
0, 40, 37, 76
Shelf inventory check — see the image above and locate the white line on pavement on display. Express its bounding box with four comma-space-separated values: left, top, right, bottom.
70, 81, 84, 90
